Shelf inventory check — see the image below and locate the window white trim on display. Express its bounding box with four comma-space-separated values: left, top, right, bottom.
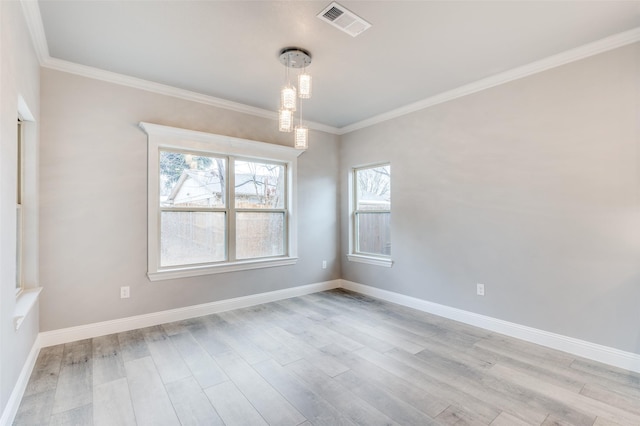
16, 96, 39, 293
14, 287, 43, 330
147, 257, 299, 281
16, 118, 24, 293
346, 254, 393, 268
349, 162, 392, 265
140, 122, 303, 280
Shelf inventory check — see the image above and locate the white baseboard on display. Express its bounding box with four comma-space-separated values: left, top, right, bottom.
0, 338, 40, 426
39, 280, 340, 348
341, 279, 640, 374
6, 277, 639, 426
2, 279, 340, 425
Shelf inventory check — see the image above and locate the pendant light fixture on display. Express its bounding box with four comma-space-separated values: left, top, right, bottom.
278, 47, 312, 149
295, 98, 308, 149
278, 109, 293, 132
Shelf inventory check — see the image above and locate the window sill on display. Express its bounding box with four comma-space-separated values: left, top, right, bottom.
14, 287, 43, 331
347, 254, 393, 268
148, 257, 299, 281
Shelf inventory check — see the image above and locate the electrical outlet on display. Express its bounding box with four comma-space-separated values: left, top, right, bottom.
476, 283, 485, 296
322, 260, 327, 269
120, 286, 130, 299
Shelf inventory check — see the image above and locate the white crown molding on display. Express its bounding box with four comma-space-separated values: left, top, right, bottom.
19, 1, 339, 135
338, 26, 640, 135
20, 0, 49, 64
42, 58, 340, 135
19, 0, 640, 137
341, 280, 640, 374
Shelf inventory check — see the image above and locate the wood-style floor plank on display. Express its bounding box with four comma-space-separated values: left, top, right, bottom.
321, 344, 449, 418
490, 411, 535, 426
333, 369, 438, 425
165, 376, 224, 426
169, 332, 228, 389
185, 317, 233, 358
490, 363, 640, 425
14, 289, 640, 426
203, 381, 268, 426
208, 312, 272, 365
214, 350, 306, 426
93, 377, 136, 426
570, 358, 640, 390
264, 326, 349, 378
356, 344, 502, 424
253, 358, 357, 426
141, 325, 192, 385
51, 339, 93, 415
92, 334, 126, 387
49, 403, 93, 426
124, 356, 180, 426
23, 345, 63, 397
13, 389, 55, 425
580, 382, 640, 416
286, 358, 400, 426
117, 330, 150, 363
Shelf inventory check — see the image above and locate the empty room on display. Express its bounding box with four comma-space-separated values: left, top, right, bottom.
2, 1, 640, 425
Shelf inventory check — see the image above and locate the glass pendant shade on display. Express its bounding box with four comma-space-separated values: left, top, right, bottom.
280, 85, 297, 111
278, 109, 293, 132
277, 47, 312, 148
298, 73, 312, 99
294, 126, 308, 150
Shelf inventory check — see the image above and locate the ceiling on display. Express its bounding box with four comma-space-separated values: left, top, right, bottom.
34, 1, 640, 130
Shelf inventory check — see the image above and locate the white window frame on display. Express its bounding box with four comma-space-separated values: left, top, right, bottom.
141, 122, 302, 281
16, 117, 24, 295
14, 97, 43, 331
347, 162, 393, 268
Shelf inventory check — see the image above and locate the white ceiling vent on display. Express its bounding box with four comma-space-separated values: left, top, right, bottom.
317, 2, 371, 37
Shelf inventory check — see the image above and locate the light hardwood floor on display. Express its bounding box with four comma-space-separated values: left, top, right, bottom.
14, 289, 640, 425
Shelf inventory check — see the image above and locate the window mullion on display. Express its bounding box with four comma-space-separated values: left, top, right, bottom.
227, 156, 236, 262
234, 208, 287, 214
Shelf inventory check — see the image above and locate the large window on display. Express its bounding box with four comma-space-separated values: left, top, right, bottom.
349, 163, 392, 267
143, 123, 302, 280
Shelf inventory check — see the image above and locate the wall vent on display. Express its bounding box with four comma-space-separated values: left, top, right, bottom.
317, 2, 371, 37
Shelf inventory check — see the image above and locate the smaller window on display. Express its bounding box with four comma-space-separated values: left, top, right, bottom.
16, 118, 24, 293
352, 164, 391, 260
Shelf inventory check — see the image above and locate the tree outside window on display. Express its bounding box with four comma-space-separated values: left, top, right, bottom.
354, 164, 390, 257
159, 151, 288, 268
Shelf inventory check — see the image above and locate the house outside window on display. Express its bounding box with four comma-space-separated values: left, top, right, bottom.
142, 122, 302, 281
348, 163, 392, 267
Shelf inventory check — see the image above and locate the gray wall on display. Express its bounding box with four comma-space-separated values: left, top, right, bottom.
39, 68, 340, 332
340, 43, 640, 355
0, 0, 41, 416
